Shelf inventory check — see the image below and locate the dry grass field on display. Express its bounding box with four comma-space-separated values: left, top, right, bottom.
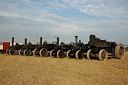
0, 52, 128, 85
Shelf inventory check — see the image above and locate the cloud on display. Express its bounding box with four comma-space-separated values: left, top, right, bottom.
60, 0, 128, 19
46, 0, 67, 9
0, 0, 128, 44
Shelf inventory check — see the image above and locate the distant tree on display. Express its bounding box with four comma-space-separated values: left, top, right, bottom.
126, 47, 128, 51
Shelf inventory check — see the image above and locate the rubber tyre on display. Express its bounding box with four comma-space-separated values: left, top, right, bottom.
39, 48, 48, 57
115, 45, 125, 59
75, 50, 84, 59
99, 49, 108, 61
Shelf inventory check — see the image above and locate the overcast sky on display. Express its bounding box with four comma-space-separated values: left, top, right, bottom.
0, 0, 128, 44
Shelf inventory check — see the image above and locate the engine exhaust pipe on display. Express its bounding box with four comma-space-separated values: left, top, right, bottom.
12, 37, 14, 46
75, 36, 78, 45
24, 38, 27, 45
57, 37, 59, 46
40, 37, 42, 45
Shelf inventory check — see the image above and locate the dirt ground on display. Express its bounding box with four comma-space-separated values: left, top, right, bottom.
0, 52, 128, 85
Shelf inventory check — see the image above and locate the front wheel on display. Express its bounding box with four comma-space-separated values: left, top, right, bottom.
98, 49, 108, 61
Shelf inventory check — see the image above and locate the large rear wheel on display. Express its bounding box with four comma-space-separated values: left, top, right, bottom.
57, 50, 65, 58
50, 50, 56, 57
66, 50, 72, 58
87, 49, 92, 60
75, 50, 84, 59
24, 49, 33, 56
115, 45, 125, 59
99, 49, 108, 61
39, 48, 48, 57
9, 49, 15, 55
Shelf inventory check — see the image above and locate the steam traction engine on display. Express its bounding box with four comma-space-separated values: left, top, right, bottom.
66, 36, 89, 59
87, 34, 125, 61
33, 37, 59, 57
6, 37, 24, 55
19, 38, 39, 56
50, 41, 73, 58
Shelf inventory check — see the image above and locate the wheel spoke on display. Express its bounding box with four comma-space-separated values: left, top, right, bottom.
115, 45, 125, 59
99, 49, 108, 61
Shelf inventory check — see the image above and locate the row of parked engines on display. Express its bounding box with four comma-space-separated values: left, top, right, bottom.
6, 35, 125, 61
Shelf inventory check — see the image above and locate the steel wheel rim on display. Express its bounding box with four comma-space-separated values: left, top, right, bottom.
119, 47, 125, 59
41, 49, 47, 57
